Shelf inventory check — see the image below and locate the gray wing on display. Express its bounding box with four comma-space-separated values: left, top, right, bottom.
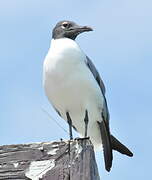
85, 56, 106, 95
85, 56, 112, 171
85, 56, 110, 122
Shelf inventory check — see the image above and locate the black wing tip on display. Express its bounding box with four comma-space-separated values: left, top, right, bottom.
127, 151, 133, 157
97, 121, 113, 172
111, 135, 133, 157
104, 154, 113, 172
104, 151, 113, 172
106, 165, 112, 172
120, 147, 133, 157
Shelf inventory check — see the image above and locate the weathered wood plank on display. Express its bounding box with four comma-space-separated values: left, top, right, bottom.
0, 139, 100, 180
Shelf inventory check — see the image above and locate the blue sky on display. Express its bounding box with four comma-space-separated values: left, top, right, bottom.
0, 0, 152, 179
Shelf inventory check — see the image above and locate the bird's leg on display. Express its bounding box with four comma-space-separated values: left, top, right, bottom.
66, 112, 73, 140
84, 110, 89, 138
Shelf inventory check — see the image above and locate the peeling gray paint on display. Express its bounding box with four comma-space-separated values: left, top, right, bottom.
25, 160, 55, 180
47, 147, 59, 155
75, 142, 83, 158
13, 162, 19, 168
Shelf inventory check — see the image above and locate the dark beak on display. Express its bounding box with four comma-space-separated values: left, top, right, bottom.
77, 25, 93, 32
70, 25, 93, 34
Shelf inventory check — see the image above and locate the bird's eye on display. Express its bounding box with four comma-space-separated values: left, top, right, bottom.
62, 22, 71, 28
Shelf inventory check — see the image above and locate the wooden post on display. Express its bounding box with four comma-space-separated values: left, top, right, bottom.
0, 139, 100, 180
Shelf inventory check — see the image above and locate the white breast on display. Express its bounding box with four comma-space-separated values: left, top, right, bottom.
43, 38, 104, 150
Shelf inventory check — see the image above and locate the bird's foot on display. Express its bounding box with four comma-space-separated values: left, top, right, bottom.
75, 137, 90, 147
74, 137, 90, 141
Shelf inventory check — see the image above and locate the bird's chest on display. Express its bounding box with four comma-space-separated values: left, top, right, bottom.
44, 50, 90, 110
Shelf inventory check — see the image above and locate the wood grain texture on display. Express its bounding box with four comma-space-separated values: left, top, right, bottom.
0, 139, 100, 180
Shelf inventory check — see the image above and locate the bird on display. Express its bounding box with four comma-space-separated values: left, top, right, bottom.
43, 20, 133, 172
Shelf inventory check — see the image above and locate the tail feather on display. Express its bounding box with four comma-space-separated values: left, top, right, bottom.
111, 135, 133, 157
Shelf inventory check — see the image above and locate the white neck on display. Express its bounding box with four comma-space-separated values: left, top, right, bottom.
49, 38, 84, 56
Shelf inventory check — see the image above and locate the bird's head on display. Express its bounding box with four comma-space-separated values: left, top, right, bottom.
52, 20, 93, 40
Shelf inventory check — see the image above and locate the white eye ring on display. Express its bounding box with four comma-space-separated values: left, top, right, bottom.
62, 22, 69, 28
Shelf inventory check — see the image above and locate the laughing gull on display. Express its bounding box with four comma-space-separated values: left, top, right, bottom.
43, 20, 133, 171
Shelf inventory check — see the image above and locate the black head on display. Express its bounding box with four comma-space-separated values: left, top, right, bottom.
52, 20, 93, 40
